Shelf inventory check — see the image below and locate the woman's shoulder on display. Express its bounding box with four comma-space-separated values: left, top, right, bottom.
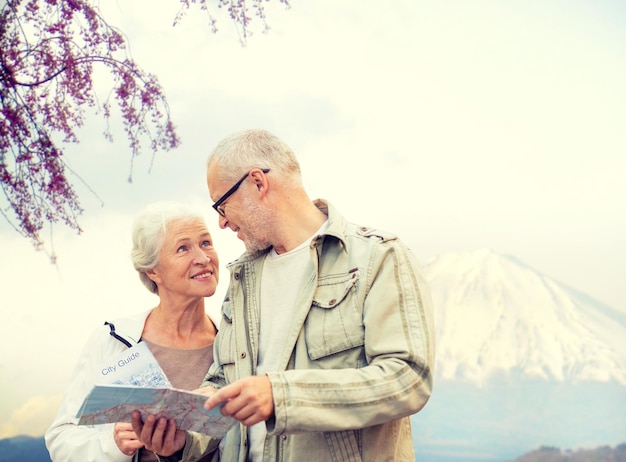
89, 308, 153, 346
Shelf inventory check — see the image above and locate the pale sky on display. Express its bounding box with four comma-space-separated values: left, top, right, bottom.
1, 0, 625, 438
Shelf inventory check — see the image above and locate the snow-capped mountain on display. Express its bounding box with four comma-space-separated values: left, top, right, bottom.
423, 248, 626, 385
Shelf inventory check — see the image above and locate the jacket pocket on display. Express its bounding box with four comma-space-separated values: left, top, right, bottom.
305, 269, 365, 363
324, 429, 363, 462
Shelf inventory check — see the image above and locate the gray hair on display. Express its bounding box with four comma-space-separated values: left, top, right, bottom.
131, 201, 209, 294
207, 129, 302, 183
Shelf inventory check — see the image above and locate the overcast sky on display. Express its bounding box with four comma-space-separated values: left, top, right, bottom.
1, 0, 625, 438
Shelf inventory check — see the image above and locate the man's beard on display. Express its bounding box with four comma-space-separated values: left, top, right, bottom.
239, 195, 274, 253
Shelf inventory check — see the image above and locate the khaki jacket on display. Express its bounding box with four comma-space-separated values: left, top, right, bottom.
183, 200, 435, 462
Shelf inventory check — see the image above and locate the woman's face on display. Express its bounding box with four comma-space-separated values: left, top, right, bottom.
147, 219, 219, 300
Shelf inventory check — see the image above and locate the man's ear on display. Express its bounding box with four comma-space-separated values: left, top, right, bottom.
249, 169, 269, 195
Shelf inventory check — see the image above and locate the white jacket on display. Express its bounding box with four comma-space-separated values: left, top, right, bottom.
45, 310, 151, 462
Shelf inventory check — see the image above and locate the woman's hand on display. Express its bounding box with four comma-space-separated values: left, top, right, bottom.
131, 411, 186, 456
113, 421, 144, 456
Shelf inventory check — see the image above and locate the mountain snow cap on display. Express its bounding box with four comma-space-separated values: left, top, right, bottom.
423, 248, 626, 385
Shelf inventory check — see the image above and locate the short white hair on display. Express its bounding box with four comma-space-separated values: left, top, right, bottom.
207, 129, 302, 183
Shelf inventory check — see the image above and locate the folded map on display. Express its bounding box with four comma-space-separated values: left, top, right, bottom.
76, 384, 236, 437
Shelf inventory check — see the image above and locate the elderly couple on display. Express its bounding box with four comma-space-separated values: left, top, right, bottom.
45, 129, 435, 462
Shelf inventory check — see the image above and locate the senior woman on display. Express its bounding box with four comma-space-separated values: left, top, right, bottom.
45, 202, 221, 462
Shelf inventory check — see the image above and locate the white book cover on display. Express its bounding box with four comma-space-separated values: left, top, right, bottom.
94, 341, 172, 388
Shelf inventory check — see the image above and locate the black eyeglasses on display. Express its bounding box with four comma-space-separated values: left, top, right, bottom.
211, 168, 270, 217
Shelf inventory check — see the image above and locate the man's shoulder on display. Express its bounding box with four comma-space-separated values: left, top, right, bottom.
352, 224, 398, 243
320, 199, 401, 247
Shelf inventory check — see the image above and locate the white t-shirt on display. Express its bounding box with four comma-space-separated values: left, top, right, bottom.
248, 221, 328, 461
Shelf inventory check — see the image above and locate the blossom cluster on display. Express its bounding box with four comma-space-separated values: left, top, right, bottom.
0, 0, 179, 247
0, 0, 290, 251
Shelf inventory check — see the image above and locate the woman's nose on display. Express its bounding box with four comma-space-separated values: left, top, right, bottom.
193, 249, 210, 264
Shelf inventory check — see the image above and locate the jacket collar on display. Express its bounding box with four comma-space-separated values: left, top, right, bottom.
312, 199, 349, 252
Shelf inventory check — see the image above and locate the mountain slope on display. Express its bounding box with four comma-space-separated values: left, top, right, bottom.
423, 248, 626, 385
0, 436, 51, 462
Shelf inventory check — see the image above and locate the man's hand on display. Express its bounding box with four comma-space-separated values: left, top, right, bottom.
192, 385, 218, 397
204, 375, 274, 426
131, 411, 186, 456
113, 422, 144, 456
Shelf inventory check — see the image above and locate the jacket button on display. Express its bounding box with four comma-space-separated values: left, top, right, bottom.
240, 352, 247, 359
234, 273, 240, 280
328, 298, 336, 305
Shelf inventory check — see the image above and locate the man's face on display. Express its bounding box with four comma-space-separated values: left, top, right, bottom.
207, 164, 273, 252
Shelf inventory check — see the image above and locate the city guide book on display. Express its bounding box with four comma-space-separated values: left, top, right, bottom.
76, 341, 235, 436
93, 341, 172, 388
